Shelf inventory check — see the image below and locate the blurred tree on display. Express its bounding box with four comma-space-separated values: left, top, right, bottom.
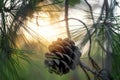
0, 0, 69, 80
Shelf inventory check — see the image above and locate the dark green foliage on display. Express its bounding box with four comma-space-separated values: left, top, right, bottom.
53, 0, 81, 7
69, 0, 81, 6
111, 32, 120, 80
0, 0, 44, 80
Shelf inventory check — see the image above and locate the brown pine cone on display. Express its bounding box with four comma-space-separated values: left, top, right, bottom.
44, 38, 81, 75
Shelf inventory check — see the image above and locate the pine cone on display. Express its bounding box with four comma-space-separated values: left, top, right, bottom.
44, 38, 81, 75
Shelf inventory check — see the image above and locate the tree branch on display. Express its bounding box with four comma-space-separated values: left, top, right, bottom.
84, 0, 95, 23
79, 60, 110, 80
65, 0, 71, 39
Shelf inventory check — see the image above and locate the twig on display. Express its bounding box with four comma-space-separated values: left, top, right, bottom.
84, 0, 94, 23
68, 18, 100, 71
79, 60, 110, 80
65, 0, 71, 39
79, 61, 91, 80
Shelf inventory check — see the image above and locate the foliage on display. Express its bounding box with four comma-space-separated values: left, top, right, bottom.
0, 0, 43, 80
44, 0, 120, 80
0, 0, 120, 80
0, 0, 66, 79
69, 0, 120, 80
53, 0, 81, 7
68, 0, 81, 6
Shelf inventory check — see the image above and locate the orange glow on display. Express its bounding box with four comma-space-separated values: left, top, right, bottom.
24, 12, 67, 43
24, 8, 87, 43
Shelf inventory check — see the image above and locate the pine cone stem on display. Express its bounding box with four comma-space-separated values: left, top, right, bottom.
79, 60, 110, 80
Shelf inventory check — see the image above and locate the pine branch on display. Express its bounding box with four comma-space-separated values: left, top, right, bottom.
84, 0, 94, 23
79, 60, 110, 80
65, 0, 71, 39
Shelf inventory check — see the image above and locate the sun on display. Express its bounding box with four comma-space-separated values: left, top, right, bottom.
23, 12, 67, 43
38, 26, 58, 41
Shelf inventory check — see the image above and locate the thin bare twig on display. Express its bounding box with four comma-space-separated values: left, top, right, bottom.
83, 0, 101, 71
79, 60, 110, 80
84, 0, 95, 23
65, 0, 71, 39
79, 61, 91, 80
